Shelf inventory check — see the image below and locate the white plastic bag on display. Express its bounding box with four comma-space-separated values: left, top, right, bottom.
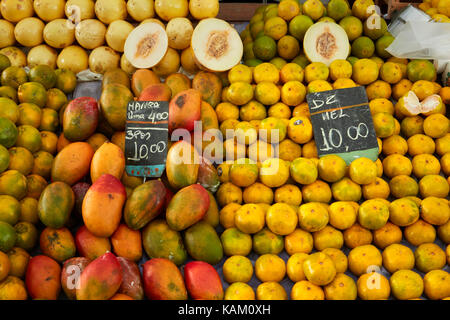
386, 21, 450, 61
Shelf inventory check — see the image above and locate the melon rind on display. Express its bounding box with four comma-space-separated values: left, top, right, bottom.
303, 21, 350, 66
124, 22, 168, 69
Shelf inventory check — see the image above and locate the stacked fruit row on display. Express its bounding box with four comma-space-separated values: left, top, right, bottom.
0, 0, 222, 77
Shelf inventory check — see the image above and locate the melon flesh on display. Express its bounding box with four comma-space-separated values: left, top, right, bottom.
124, 22, 168, 69
303, 21, 350, 66
191, 18, 243, 72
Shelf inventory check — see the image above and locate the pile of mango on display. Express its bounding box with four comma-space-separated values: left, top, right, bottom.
0, 0, 450, 301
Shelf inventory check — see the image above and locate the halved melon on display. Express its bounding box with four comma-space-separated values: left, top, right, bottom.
303, 21, 350, 66
124, 21, 168, 69
191, 18, 243, 72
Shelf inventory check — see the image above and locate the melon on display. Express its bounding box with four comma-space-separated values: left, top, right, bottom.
0, 47, 26, 67
89, 46, 120, 74
65, 0, 95, 21
191, 18, 243, 72
75, 19, 106, 50
14, 17, 45, 48
43, 19, 75, 49
0, 19, 15, 49
94, 0, 127, 24
106, 20, 134, 53
27, 45, 58, 69
57, 45, 89, 74
127, 0, 155, 22
34, 0, 65, 22
124, 22, 168, 69
166, 17, 193, 50
120, 54, 137, 75
303, 21, 350, 66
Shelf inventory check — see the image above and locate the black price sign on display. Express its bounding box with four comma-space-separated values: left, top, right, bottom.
125, 100, 169, 178
306, 86, 379, 165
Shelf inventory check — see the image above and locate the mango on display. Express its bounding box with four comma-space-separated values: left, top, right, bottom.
100, 83, 134, 131
25, 255, 61, 300
39, 227, 76, 263
138, 83, 172, 102
142, 258, 187, 300
200, 101, 219, 131
142, 219, 187, 266
168, 89, 202, 132
166, 141, 200, 190
76, 252, 123, 300
75, 225, 111, 260
111, 224, 142, 262
166, 73, 191, 98
192, 71, 223, 108
124, 180, 166, 230
63, 97, 99, 141
166, 184, 210, 231
61, 257, 90, 300
90, 142, 125, 183
117, 257, 144, 300
131, 69, 161, 97
197, 156, 220, 193
102, 68, 130, 89
56, 132, 71, 152
184, 261, 224, 300
51, 142, 94, 186
184, 221, 223, 265
38, 182, 74, 228
82, 174, 126, 237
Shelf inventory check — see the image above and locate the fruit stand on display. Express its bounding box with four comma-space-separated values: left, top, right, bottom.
0, 0, 449, 303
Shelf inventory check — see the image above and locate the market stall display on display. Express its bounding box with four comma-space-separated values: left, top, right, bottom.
0, 0, 449, 301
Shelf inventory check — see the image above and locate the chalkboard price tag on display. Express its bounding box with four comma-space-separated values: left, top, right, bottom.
306, 86, 379, 165
125, 100, 169, 178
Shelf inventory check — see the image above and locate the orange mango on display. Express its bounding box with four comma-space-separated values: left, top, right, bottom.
76, 252, 123, 300
82, 174, 126, 237
111, 224, 142, 262
138, 83, 172, 102
142, 258, 187, 300
25, 255, 61, 300
90, 142, 125, 183
168, 89, 202, 132
166, 184, 210, 231
75, 225, 111, 260
51, 142, 94, 186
